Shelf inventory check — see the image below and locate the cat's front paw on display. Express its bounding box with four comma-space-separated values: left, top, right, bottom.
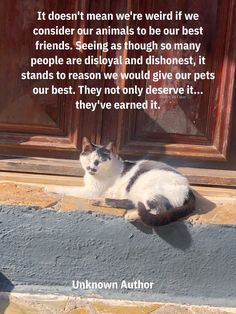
89, 198, 106, 207
44, 185, 65, 195
124, 210, 140, 222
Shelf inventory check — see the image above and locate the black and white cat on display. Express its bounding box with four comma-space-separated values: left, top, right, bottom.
48, 137, 195, 226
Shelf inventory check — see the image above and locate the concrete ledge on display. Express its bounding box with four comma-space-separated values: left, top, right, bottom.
0, 205, 236, 307
1, 173, 236, 307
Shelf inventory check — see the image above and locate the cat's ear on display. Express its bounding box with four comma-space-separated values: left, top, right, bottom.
105, 141, 114, 153
82, 137, 93, 153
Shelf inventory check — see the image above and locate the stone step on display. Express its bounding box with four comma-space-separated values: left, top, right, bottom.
0, 293, 236, 314
0, 172, 236, 224
0, 172, 235, 308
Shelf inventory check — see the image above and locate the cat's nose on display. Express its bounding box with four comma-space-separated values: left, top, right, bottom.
94, 160, 99, 166
87, 166, 97, 173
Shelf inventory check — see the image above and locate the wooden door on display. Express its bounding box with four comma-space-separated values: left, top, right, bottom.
0, 1, 79, 159
100, 0, 236, 185
0, 0, 235, 184
0, 0, 104, 175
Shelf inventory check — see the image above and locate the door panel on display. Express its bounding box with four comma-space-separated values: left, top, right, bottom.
1, 0, 68, 134
0, 0, 82, 159
101, 0, 236, 169
0, 0, 109, 159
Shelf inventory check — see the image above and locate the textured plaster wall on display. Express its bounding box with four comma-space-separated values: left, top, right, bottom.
0, 205, 235, 306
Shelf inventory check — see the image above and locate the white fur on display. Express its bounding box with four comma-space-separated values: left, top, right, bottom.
104, 160, 189, 208
46, 148, 189, 211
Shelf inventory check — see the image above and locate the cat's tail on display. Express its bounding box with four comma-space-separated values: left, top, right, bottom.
138, 190, 196, 227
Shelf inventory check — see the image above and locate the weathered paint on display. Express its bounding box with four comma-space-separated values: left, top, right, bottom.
0, 205, 235, 306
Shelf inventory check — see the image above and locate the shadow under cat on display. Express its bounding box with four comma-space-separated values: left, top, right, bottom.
129, 189, 215, 249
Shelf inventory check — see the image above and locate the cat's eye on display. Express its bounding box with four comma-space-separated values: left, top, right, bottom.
94, 160, 99, 166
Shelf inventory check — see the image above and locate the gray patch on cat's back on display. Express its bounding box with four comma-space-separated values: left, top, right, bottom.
126, 167, 150, 192
121, 161, 136, 176
125, 160, 180, 193
125, 161, 155, 192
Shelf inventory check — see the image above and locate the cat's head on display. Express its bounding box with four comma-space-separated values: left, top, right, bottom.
80, 137, 114, 176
